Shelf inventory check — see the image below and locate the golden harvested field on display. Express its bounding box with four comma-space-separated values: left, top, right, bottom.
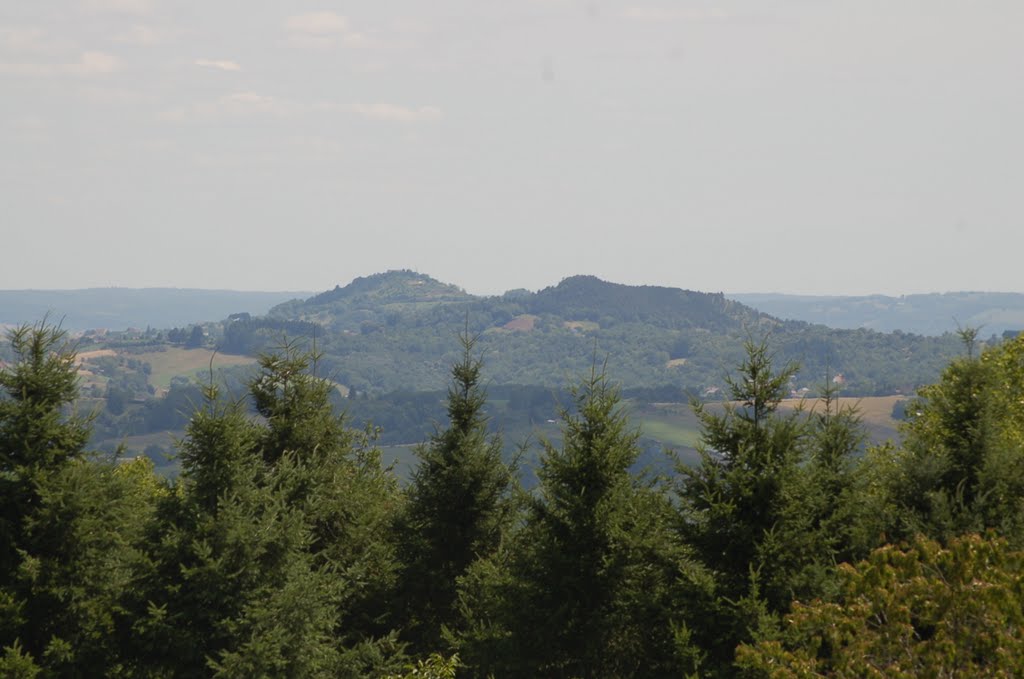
133, 348, 257, 389
777, 395, 903, 425
638, 395, 907, 453
74, 349, 118, 364
778, 395, 906, 443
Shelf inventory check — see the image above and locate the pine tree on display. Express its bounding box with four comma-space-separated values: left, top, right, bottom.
394, 331, 518, 655
17, 457, 162, 677
140, 383, 272, 675
251, 342, 405, 668
895, 329, 993, 537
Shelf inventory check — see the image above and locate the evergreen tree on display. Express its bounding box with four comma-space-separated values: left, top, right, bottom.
767, 381, 872, 608
0, 323, 91, 582
0, 322, 161, 676
143, 343, 405, 678
890, 331, 1024, 543
393, 331, 519, 655
251, 343, 405, 667
676, 338, 806, 674
460, 365, 706, 678
15, 458, 162, 677
893, 329, 992, 538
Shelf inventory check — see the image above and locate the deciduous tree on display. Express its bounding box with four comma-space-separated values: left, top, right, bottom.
736, 533, 1024, 677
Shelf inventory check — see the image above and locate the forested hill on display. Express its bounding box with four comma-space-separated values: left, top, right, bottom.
218, 270, 965, 397
267, 271, 763, 333
527, 275, 761, 330
266, 270, 474, 330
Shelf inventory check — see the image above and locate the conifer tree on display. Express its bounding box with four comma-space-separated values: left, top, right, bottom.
891, 331, 1024, 542
460, 365, 706, 678
16, 457, 162, 677
768, 381, 871, 607
893, 330, 992, 538
676, 338, 806, 673
0, 323, 91, 582
145, 343, 404, 677
0, 322, 161, 676
393, 331, 518, 655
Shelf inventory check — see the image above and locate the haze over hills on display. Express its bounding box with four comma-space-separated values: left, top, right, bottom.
4, 276, 1024, 340
0, 288, 312, 331
730, 292, 1024, 337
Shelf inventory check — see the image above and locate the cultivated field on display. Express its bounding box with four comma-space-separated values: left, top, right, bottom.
634, 395, 906, 454
133, 347, 257, 389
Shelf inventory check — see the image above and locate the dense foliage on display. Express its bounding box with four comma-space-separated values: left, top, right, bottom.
3, 318, 1024, 677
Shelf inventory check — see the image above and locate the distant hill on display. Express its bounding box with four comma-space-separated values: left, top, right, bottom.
0, 273, 978, 401
0, 288, 312, 331
220, 271, 965, 397
267, 270, 473, 332
730, 292, 1024, 337
526, 275, 759, 331
268, 272, 763, 332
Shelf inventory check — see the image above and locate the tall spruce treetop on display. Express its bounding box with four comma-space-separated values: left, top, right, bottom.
677, 338, 806, 673
524, 365, 643, 678
145, 342, 405, 678
460, 364, 706, 678
0, 322, 91, 583
0, 323, 90, 474
892, 331, 1024, 542
250, 341, 343, 468
176, 382, 261, 516
765, 378, 873, 621
396, 331, 517, 654
0, 322, 163, 677
680, 339, 803, 578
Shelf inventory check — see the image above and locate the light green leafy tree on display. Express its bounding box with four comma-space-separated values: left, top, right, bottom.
736, 533, 1024, 677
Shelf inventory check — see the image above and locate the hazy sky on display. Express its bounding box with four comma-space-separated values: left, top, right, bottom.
2, 1, 1021, 296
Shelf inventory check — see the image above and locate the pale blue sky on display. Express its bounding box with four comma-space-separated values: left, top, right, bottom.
2, 1, 1022, 295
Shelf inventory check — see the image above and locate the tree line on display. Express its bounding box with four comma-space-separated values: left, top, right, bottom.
3, 321, 1024, 677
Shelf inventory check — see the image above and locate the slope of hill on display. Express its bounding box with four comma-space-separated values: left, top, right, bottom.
730, 292, 1024, 336
267, 269, 473, 333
